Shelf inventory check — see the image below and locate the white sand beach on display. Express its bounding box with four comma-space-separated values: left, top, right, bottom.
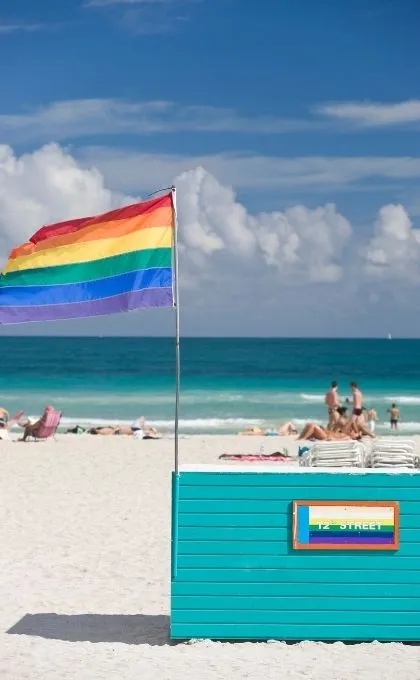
1, 433, 420, 679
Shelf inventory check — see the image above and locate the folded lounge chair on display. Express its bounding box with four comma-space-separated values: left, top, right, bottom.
21, 406, 62, 442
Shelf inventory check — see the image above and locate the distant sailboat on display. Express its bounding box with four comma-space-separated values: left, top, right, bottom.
388, 333, 392, 340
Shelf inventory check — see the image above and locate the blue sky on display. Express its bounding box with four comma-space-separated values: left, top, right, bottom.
0, 0, 420, 336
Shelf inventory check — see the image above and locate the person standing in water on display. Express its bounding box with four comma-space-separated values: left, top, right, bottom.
367, 407, 378, 434
325, 381, 340, 426
350, 382, 364, 423
387, 403, 400, 430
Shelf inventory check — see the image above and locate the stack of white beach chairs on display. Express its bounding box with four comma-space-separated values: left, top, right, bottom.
366, 438, 417, 469
300, 437, 418, 469
300, 440, 366, 468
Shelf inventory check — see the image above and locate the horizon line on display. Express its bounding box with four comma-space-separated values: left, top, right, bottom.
0, 335, 416, 340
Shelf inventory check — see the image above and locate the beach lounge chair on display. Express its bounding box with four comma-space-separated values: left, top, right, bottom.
300, 440, 366, 468
22, 406, 62, 442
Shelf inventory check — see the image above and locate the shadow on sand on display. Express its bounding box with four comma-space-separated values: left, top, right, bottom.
7, 613, 170, 646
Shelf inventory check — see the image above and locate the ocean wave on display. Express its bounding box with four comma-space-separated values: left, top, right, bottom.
300, 393, 325, 402
380, 421, 420, 432
293, 418, 322, 426
383, 396, 420, 405
21, 416, 264, 431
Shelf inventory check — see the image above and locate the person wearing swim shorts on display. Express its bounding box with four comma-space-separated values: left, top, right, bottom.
387, 403, 400, 430
350, 382, 364, 424
325, 381, 340, 426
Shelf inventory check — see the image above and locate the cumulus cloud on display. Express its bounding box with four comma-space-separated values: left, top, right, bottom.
2, 142, 420, 336
0, 144, 353, 292
0, 143, 132, 262
176, 168, 255, 257
363, 204, 420, 282
255, 204, 351, 283
175, 167, 352, 284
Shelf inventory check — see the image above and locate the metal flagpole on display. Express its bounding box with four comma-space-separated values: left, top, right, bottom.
171, 185, 181, 476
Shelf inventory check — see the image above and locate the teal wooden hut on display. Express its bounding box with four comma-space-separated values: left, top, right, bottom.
170, 465, 420, 641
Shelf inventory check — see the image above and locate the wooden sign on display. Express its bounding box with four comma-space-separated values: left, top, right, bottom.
293, 501, 399, 551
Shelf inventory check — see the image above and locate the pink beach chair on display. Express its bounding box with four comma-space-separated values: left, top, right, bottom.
23, 406, 62, 441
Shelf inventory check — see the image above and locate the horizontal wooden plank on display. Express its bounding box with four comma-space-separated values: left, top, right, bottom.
171, 610, 420, 625
178, 540, 289, 555
177, 513, 420, 529
172, 595, 420, 611
179, 473, 420, 488
174, 568, 420, 583
178, 526, 420, 541
176, 540, 420, 557
170, 623, 420, 641
177, 555, 420, 569
172, 581, 420, 597
179, 485, 420, 501
179, 499, 420, 514
178, 513, 289, 528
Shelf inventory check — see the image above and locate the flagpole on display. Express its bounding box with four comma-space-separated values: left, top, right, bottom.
171, 185, 180, 476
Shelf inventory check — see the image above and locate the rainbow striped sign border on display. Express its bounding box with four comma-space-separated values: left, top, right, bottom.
293, 501, 399, 551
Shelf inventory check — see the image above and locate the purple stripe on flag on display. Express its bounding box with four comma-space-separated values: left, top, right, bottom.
310, 535, 395, 545
0, 287, 173, 325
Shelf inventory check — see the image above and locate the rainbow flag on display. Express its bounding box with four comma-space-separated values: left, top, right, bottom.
0, 193, 175, 324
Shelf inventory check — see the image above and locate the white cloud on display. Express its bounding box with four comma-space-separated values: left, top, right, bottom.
0, 144, 351, 290
363, 204, 420, 282
255, 203, 351, 282
318, 100, 420, 127
0, 23, 53, 34
3, 97, 420, 144
0, 143, 132, 261
80, 146, 420, 193
1, 142, 419, 335
175, 167, 352, 284
86, 0, 183, 5
0, 98, 315, 143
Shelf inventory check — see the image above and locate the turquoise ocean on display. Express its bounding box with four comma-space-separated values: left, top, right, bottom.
2, 337, 420, 435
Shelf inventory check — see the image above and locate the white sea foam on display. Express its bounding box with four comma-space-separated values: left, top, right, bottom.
293, 418, 322, 426
300, 393, 325, 402
31, 416, 265, 431
381, 421, 420, 432
383, 396, 420, 405
13, 413, 420, 434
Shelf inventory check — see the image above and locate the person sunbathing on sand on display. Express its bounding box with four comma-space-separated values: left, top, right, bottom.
240, 422, 297, 436
298, 408, 374, 441
88, 417, 160, 439
114, 417, 160, 438
276, 422, 298, 435
298, 423, 352, 441
334, 407, 374, 438
240, 426, 265, 435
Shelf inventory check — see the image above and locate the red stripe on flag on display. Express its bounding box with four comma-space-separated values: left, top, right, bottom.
30, 193, 172, 245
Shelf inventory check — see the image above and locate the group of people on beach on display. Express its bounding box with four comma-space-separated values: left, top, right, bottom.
325, 381, 401, 432
296, 381, 373, 442
0, 405, 162, 441
240, 380, 402, 441
83, 416, 161, 439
